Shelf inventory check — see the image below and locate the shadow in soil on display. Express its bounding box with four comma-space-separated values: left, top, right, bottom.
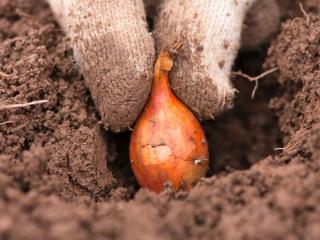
206, 48, 282, 175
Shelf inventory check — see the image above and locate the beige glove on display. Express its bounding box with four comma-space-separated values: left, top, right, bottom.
47, 0, 279, 132
48, 0, 155, 132
154, 0, 256, 119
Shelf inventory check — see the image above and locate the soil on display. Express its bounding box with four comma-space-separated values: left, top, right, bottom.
0, 0, 319, 239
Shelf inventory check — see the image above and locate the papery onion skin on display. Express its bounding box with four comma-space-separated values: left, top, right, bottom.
130, 51, 209, 193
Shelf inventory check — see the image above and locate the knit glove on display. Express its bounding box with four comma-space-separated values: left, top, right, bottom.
47, 0, 279, 132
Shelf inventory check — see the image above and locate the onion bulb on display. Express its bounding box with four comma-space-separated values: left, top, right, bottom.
130, 51, 209, 192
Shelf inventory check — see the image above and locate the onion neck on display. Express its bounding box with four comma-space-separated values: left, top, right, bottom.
150, 51, 174, 100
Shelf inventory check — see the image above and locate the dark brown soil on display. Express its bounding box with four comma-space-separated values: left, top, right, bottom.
0, 1, 319, 239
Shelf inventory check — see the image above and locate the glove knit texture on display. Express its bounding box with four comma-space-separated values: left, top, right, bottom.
48, 0, 155, 132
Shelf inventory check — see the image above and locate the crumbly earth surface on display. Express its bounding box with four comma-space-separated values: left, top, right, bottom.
0, 1, 319, 239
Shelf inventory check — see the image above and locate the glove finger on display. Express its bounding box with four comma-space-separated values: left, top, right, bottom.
48, 0, 155, 132
154, 0, 256, 119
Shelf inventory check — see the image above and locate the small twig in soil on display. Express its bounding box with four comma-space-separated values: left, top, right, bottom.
232, 67, 279, 99
0, 121, 15, 126
0, 100, 48, 111
299, 3, 310, 22
274, 138, 304, 152
274, 124, 320, 153
274, 128, 307, 152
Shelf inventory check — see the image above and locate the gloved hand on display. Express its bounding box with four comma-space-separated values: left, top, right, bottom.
47, 0, 279, 132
